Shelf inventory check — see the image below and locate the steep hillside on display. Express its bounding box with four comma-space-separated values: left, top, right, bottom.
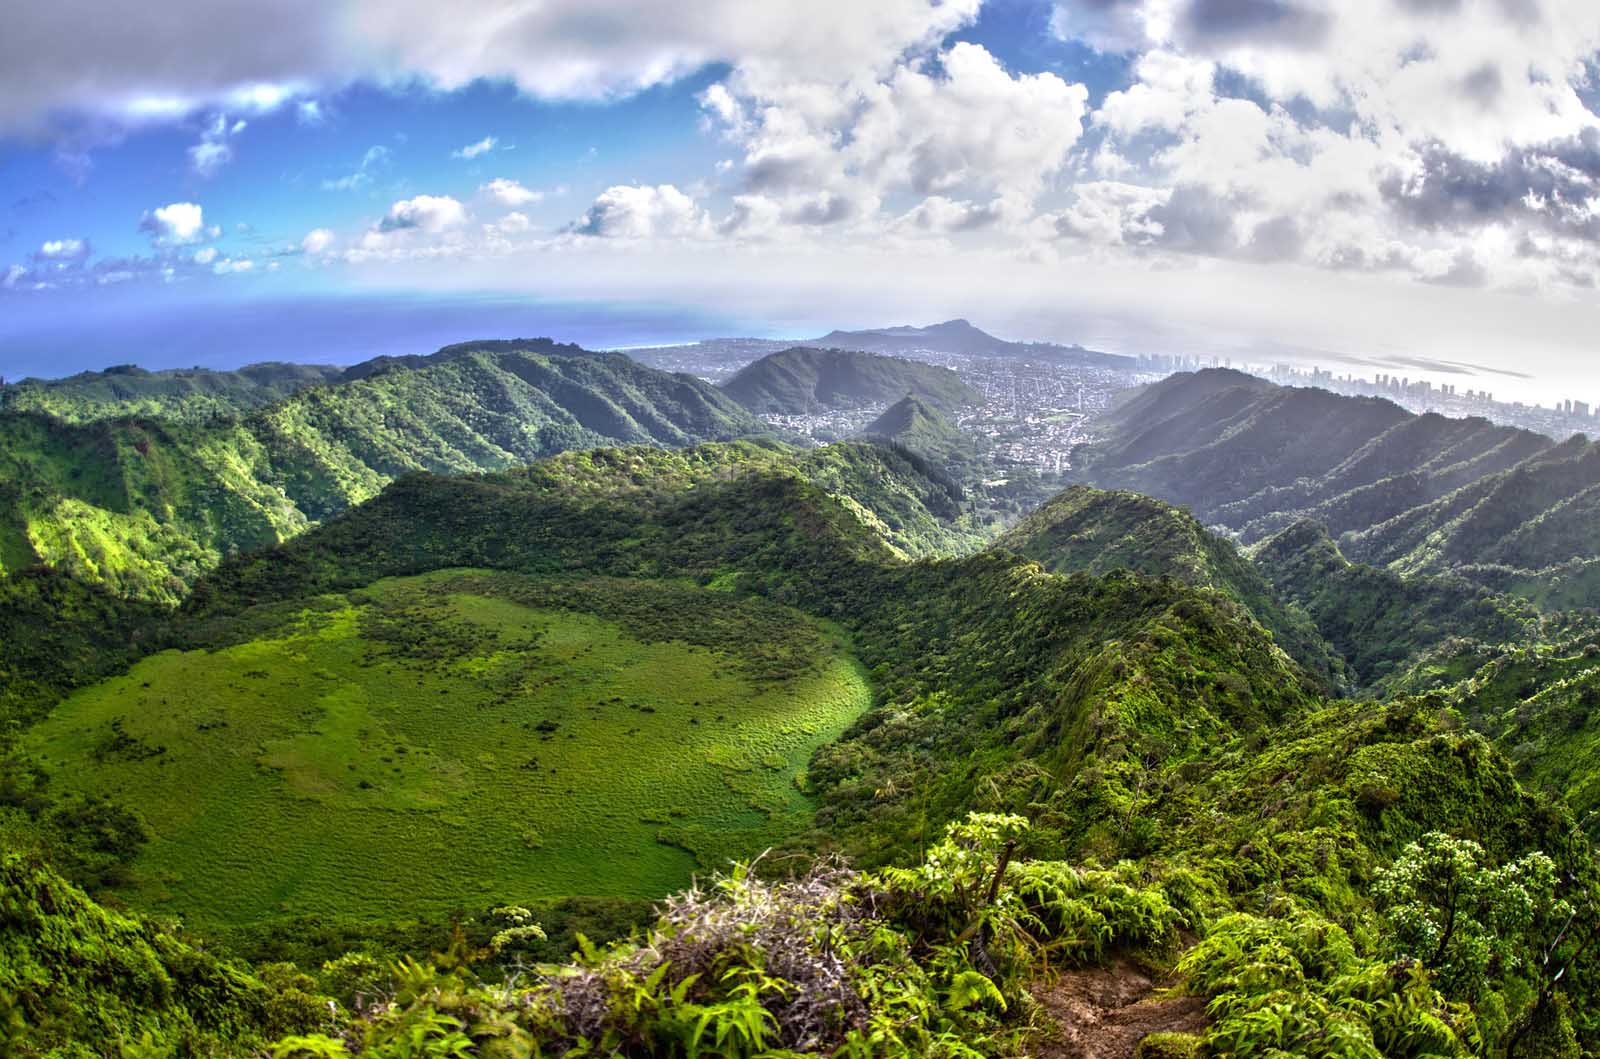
11, 441, 1600, 1057
720, 346, 979, 414
0, 361, 343, 424
1076, 369, 1600, 607
0, 341, 768, 602
997, 486, 1343, 687
0, 852, 311, 1054
1253, 520, 1536, 687
856, 393, 979, 471
15, 439, 1315, 933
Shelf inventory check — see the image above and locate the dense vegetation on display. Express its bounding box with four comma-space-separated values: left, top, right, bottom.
12, 353, 1600, 1057
26, 571, 869, 929
720, 347, 979, 415
0, 362, 344, 424
1075, 369, 1600, 606
997, 487, 1345, 689
0, 341, 766, 602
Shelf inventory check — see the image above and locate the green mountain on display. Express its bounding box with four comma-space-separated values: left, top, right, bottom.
0, 362, 344, 424
719, 346, 980, 414
0, 341, 767, 602
997, 486, 1344, 687
16, 355, 1600, 1056
11, 439, 1600, 1057
856, 393, 980, 472
21, 441, 1313, 934
0, 851, 311, 1057
1077, 368, 1600, 606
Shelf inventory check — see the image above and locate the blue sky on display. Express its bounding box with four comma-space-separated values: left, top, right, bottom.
5, 0, 1600, 402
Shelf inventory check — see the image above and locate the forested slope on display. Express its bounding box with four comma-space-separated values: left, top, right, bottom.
1077, 369, 1600, 607
0, 341, 767, 601
721, 346, 979, 414
8, 439, 1598, 1057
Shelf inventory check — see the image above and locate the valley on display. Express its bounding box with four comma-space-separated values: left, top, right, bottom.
8, 336, 1600, 1058
27, 571, 869, 925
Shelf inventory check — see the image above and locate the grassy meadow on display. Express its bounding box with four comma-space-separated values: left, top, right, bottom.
25, 570, 870, 927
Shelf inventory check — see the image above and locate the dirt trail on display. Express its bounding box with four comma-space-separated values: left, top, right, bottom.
1027, 955, 1208, 1059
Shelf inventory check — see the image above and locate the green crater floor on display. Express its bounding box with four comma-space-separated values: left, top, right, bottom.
26, 570, 871, 927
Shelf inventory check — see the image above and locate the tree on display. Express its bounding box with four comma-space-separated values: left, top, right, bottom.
1374, 832, 1583, 1055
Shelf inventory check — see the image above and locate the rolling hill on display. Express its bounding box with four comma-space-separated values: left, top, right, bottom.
0, 362, 345, 424
719, 346, 980, 414
24, 439, 1315, 934
856, 393, 979, 472
0, 340, 768, 602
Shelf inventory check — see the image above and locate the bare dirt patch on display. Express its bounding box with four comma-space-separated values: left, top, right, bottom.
1027, 954, 1208, 1059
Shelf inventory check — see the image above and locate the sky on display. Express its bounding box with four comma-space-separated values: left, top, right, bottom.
4, 0, 1600, 402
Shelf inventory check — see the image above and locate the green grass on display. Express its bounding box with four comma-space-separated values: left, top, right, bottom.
25, 570, 870, 928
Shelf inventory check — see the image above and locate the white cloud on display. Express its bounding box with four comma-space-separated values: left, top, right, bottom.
192, 247, 219, 265
187, 112, 244, 177
452, 136, 498, 160
490, 212, 533, 235
323, 145, 391, 191
480, 178, 543, 206
212, 257, 255, 274
139, 202, 214, 246
572, 184, 711, 238
0, 1, 981, 134
2, 264, 28, 289
35, 238, 89, 262
296, 100, 326, 125
897, 194, 1028, 233
849, 43, 1088, 198
702, 40, 1088, 238
301, 228, 336, 254
378, 194, 468, 234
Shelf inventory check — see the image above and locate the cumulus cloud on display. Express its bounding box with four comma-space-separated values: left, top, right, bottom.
571, 185, 711, 238
377, 194, 468, 233
490, 211, 533, 235
452, 136, 499, 159
34, 238, 89, 262
301, 228, 336, 254
192, 247, 219, 265
1046, 0, 1600, 289
701, 40, 1087, 238
211, 257, 255, 275
480, 178, 543, 207
898, 195, 1026, 233
139, 202, 215, 246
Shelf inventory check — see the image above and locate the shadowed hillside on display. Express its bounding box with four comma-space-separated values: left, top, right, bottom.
720, 346, 979, 414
